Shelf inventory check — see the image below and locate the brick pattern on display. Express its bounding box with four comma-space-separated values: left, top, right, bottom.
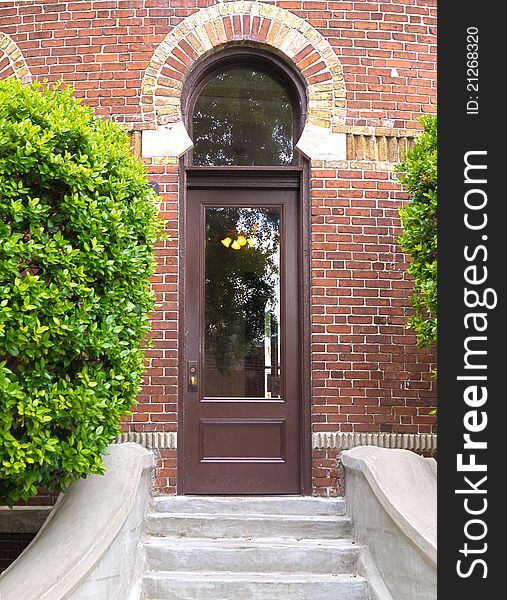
119, 158, 180, 493
121, 161, 180, 399
0, 533, 36, 574
141, 0, 346, 130
0, 30, 32, 83
0, 0, 437, 496
313, 449, 343, 496
0, 0, 436, 129
154, 449, 178, 494
310, 162, 436, 438
13, 489, 59, 507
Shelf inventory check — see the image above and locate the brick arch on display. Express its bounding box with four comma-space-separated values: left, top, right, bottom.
141, 1, 346, 141
0, 32, 32, 84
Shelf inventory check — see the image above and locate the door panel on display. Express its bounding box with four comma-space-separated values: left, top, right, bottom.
199, 419, 286, 461
182, 183, 300, 494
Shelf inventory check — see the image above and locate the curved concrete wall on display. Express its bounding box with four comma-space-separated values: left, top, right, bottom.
341, 446, 436, 600
0, 443, 153, 600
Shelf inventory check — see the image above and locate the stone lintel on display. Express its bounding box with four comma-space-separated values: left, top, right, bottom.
296, 122, 347, 162
141, 121, 193, 158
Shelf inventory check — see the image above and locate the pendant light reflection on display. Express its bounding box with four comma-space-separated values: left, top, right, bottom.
220, 235, 257, 250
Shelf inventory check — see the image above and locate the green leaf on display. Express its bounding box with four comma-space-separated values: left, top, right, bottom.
396, 113, 437, 352
0, 77, 164, 504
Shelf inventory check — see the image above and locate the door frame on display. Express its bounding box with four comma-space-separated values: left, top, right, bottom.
178, 165, 312, 495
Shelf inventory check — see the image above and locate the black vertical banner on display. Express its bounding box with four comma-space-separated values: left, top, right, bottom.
438, 3, 504, 598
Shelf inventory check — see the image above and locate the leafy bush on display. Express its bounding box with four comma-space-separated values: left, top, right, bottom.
396, 114, 437, 348
0, 79, 163, 505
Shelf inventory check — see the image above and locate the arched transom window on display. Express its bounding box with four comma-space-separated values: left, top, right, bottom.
186, 50, 306, 167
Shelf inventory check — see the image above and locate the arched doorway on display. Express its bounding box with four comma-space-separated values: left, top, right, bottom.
179, 48, 311, 494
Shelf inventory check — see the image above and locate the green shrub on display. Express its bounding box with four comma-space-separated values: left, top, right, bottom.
0, 79, 163, 505
396, 114, 437, 348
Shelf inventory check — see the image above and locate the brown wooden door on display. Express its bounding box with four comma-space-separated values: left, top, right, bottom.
181, 172, 301, 494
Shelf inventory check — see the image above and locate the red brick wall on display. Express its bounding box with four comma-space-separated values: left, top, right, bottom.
122, 163, 180, 429
0, 533, 36, 574
313, 449, 343, 497
1, 0, 437, 496
155, 448, 178, 494
310, 165, 435, 435
1, 0, 436, 129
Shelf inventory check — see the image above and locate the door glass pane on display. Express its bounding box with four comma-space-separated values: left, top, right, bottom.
204, 207, 281, 398
193, 68, 293, 166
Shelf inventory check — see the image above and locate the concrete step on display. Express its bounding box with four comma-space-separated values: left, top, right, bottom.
152, 495, 346, 516
144, 512, 353, 539
143, 536, 361, 574
143, 571, 369, 600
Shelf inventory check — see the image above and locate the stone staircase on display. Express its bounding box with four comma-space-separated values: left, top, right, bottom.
139, 496, 370, 600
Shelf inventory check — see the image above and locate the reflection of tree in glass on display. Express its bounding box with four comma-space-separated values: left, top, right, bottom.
193, 69, 293, 166
205, 208, 279, 376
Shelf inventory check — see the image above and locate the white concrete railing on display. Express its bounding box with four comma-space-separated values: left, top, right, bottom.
341, 446, 436, 600
0, 443, 153, 600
